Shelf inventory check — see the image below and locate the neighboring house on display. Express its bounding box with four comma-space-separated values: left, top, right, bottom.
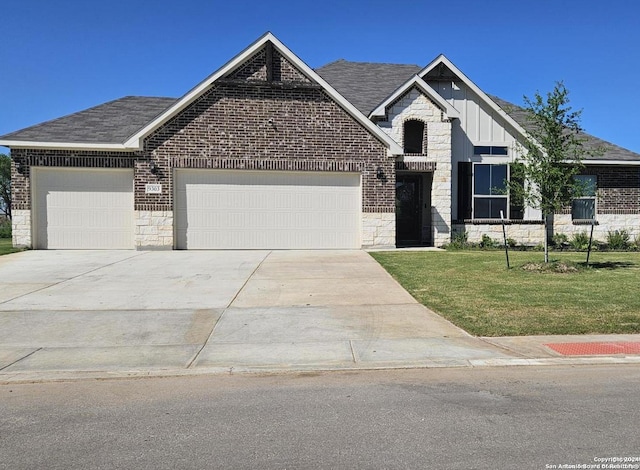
1, 32, 639, 250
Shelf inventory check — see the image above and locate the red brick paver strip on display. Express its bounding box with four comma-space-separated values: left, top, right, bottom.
545, 342, 640, 356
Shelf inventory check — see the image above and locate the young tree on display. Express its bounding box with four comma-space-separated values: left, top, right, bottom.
0, 153, 10, 219
509, 82, 602, 262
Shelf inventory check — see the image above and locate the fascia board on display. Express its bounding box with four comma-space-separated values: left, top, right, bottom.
414, 77, 460, 119
0, 140, 131, 151
419, 55, 532, 142
124, 32, 403, 155
582, 159, 640, 166
369, 75, 460, 120
369, 81, 413, 118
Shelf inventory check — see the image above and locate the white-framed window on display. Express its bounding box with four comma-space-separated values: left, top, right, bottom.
572, 175, 597, 220
473, 163, 508, 219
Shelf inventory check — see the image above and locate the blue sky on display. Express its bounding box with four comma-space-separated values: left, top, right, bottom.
2, 0, 639, 153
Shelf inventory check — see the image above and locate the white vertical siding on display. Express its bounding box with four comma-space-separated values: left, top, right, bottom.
427, 79, 521, 160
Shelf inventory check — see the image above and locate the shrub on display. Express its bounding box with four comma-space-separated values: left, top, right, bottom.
569, 231, 590, 251
633, 234, 640, 251
551, 233, 568, 248
606, 230, 631, 250
0, 219, 11, 239
506, 238, 517, 248
448, 230, 469, 250
480, 234, 498, 249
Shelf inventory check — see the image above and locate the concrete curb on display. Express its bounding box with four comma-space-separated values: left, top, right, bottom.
3, 355, 640, 385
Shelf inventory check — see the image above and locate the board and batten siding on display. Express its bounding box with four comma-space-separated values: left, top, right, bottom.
427, 79, 524, 221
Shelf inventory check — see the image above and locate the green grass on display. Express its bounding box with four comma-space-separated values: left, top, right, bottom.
370, 250, 640, 337
0, 238, 21, 256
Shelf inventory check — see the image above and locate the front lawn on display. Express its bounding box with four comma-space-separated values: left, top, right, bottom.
0, 238, 21, 256
370, 250, 640, 336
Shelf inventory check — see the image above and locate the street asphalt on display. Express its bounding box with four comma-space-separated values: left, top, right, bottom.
1, 249, 639, 383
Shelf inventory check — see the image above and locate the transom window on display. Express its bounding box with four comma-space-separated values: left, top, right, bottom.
473, 164, 508, 218
572, 175, 597, 220
473, 146, 508, 156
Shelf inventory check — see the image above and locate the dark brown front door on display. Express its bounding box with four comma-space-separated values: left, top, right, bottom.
395, 174, 422, 246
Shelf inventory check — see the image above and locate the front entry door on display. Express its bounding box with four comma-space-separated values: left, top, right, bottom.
395, 174, 422, 246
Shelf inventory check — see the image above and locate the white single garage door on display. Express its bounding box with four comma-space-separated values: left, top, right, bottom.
32, 168, 134, 249
175, 170, 361, 249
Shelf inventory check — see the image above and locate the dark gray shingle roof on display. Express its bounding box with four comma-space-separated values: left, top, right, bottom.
316, 59, 421, 115
0, 96, 177, 144
490, 95, 640, 162
3, 60, 638, 163
317, 60, 639, 163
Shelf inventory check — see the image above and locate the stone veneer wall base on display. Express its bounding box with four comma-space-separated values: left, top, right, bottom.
454, 223, 546, 246
135, 210, 174, 250
11, 209, 32, 248
554, 214, 640, 240
362, 212, 395, 248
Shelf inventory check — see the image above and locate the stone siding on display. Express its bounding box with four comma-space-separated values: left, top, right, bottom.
134, 210, 174, 249
554, 214, 640, 241
454, 222, 545, 246
11, 209, 31, 247
378, 87, 452, 246
362, 212, 395, 247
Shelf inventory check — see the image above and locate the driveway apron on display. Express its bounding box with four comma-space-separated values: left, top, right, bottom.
0, 250, 510, 377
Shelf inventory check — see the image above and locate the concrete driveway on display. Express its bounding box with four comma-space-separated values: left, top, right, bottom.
0, 250, 511, 379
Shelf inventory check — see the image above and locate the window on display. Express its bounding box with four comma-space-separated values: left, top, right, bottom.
473, 146, 508, 156
572, 175, 597, 220
457, 162, 523, 220
403, 120, 425, 154
474, 164, 507, 218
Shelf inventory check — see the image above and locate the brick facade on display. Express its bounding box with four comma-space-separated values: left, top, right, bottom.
228, 49, 312, 83
10, 43, 395, 249
6, 38, 640, 250
588, 166, 640, 214
454, 166, 640, 245
10, 149, 138, 210
142, 53, 393, 214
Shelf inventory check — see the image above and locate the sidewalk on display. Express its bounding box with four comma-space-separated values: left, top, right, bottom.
2, 321, 639, 384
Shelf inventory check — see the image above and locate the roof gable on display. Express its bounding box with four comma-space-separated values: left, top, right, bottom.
125, 33, 402, 154
369, 75, 460, 120
1, 33, 402, 154
418, 54, 531, 142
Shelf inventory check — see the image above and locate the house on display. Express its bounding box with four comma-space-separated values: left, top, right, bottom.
1, 32, 639, 250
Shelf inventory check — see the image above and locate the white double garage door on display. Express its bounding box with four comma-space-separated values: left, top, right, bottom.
33, 168, 362, 249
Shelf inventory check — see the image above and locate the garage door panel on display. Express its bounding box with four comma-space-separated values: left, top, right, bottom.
175, 170, 361, 249
33, 168, 134, 249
